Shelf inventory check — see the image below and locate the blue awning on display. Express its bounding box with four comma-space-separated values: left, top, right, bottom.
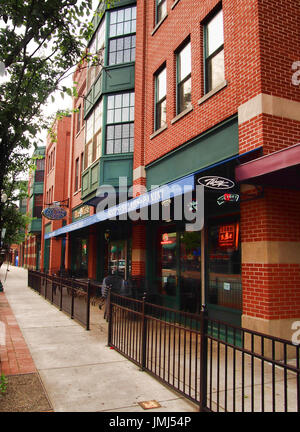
44, 147, 261, 240
44, 174, 194, 239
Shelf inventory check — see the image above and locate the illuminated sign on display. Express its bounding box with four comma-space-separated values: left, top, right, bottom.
217, 193, 240, 206
197, 176, 235, 190
218, 223, 239, 249
42, 206, 67, 220
161, 233, 174, 245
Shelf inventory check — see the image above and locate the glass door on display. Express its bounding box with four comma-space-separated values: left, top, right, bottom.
158, 231, 179, 309
179, 231, 202, 313
156, 228, 202, 312
206, 219, 242, 327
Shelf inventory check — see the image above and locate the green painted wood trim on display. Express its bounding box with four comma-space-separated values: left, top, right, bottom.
102, 64, 135, 94
28, 218, 42, 233
99, 154, 133, 187
33, 182, 44, 195
81, 160, 100, 199
146, 115, 238, 188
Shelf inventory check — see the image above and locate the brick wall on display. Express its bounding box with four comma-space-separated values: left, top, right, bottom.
243, 263, 300, 319
134, 0, 300, 172
241, 188, 300, 320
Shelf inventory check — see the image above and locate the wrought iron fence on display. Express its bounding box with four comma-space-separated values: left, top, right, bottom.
107, 291, 300, 412
27, 269, 101, 330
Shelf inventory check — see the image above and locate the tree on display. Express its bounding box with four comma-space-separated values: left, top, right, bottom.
0, 175, 30, 268
0, 0, 115, 235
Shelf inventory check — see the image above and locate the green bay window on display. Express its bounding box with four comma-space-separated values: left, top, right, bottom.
204, 9, 225, 93
177, 40, 191, 114
155, 66, 167, 131
108, 6, 136, 66
106, 92, 135, 154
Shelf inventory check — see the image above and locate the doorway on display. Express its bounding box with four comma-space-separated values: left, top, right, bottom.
155, 226, 202, 313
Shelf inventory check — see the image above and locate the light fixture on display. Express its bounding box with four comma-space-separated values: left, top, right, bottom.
104, 229, 110, 242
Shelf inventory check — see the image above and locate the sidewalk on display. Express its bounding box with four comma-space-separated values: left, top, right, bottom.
0, 265, 198, 412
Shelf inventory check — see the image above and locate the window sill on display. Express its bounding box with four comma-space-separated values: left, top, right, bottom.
150, 124, 168, 139
171, 0, 181, 10
171, 105, 193, 125
75, 125, 85, 138
151, 14, 168, 36
73, 189, 81, 196
198, 80, 228, 106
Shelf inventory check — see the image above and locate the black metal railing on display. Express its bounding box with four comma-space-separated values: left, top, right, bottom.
107, 291, 300, 412
28, 269, 102, 330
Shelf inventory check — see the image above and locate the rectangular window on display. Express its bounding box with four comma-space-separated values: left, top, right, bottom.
155, 67, 167, 131
87, 17, 106, 92
75, 158, 79, 192
36, 158, 45, 171
76, 106, 81, 134
156, 0, 167, 24
106, 92, 134, 154
33, 194, 43, 218
204, 9, 225, 93
177, 41, 191, 114
108, 6, 136, 66
84, 98, 103, 168
80, 152, 84, 187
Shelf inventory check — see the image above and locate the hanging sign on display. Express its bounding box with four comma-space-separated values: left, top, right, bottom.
196, 175, 235, 190
42, 206, 67, 220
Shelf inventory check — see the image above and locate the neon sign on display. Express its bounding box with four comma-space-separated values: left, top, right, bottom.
218, 223, 239, 249
217, 193, 240, 206
161, 233, 174, 245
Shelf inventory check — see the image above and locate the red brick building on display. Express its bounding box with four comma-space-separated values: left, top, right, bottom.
41, 116, 71, 273
40, 0, 300, 341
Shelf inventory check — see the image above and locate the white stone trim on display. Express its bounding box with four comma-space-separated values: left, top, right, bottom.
133, 166, 146, 181
238, 93, 300, 125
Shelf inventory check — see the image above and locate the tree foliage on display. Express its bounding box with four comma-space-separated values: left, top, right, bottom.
1, 176, 29, 248
0, 0, 113, 238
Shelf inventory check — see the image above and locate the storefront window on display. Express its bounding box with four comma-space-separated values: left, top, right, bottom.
108, 240, 127, 279
73, 237, 88, 277
159, 232, 177, 296
207, 220, 241, 310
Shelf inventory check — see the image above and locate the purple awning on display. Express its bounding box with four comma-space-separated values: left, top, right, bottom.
235, 143, 300, 190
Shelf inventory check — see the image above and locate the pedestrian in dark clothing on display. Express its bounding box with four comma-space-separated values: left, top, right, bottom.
102, 271, 132, 319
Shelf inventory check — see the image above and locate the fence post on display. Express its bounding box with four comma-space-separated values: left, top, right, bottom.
141, 293, 147, 371
71, 278, 74, 319
45, 274, 47, 299
199, 304, 208, 412
60, 275, 63, 311
86, 279, 91, 331
107, 288, 113, 346
51, 275, 54, 304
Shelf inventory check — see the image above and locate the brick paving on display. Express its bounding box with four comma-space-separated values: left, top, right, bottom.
0, 292, 36, 376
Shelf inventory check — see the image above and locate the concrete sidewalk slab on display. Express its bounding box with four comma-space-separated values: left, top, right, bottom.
0, 266, 198, 412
